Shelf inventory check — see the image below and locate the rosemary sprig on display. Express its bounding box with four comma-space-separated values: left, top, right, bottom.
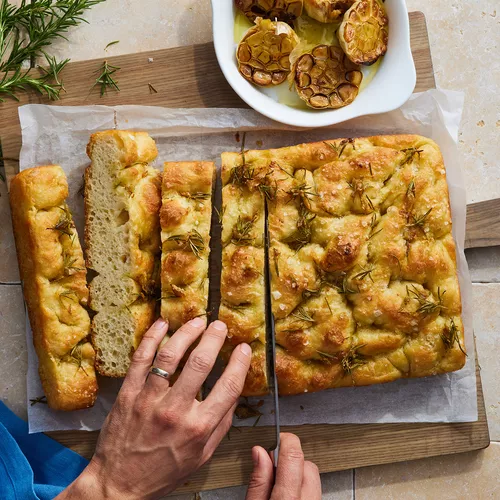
92, 59, 120, 97
231, 215, 256, 246
324, 138, 356, 159
47, 207, 73, 236
407, 208, 432, 228
62, 251, 84, 274
68, 340, 89, 375
441, 318, 466, 355
400, 147, 423, 166
215, 205, 225, 224
351, 266, 375, 283
0, 0, 105, 101
258, 174, 277, 201
166, 230, 205, 259
341, 344, 366, 376
291, 306, 315, 323
29, 395, 47, 406
406, 179, 416, 198
282, 204, 316, 251
285, 181, 318, 206
407, 285, 447, 315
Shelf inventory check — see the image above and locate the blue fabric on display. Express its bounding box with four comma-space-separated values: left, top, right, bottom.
0, 402, 88, 500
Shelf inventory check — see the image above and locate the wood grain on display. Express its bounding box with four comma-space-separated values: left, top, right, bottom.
47, 353, 489, 495
465, 198, 500, 249
0, 11, 491, 495
0, 11, 434, 181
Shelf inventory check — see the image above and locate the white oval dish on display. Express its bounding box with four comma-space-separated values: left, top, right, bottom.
211, 0, 416, 128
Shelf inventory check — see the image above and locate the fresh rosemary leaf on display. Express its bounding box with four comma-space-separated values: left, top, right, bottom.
341, 344, 366, 375
105, 40, 120, 50
407, 208, 432, 228
166, 230, 205, 259
0, 0, 106, 101
291, 306, 315, 323
92, 59, 120, 97
441, 318, 466, 355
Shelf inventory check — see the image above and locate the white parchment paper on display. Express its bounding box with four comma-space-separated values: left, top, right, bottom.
18, 89, 477, 434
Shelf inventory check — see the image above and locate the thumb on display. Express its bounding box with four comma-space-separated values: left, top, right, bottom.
245, 446, 274, 500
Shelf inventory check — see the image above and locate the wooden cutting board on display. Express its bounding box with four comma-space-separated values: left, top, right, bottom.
0, 11, 491, 495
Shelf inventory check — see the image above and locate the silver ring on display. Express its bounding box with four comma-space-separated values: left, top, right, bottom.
150, 366, 170, 380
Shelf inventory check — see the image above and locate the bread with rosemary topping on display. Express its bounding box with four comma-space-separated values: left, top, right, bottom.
85, 130, 161, 377
10, 165, 97, 411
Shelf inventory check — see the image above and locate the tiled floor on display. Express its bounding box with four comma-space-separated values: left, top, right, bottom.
1, 0, 499, 498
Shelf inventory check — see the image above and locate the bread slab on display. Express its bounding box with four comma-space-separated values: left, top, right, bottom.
160, 161, 215, 330
219, 153, 268, 396
85, 130, 161, 377
10, 165, 97, 411
221, 135, 465, 396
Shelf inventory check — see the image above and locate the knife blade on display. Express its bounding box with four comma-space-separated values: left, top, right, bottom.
263, 199, 280, 466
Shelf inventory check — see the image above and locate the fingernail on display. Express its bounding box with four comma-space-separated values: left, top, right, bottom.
212, 320, 227, 331
190, 317, 205, 327
240, 343, 252, 356
157, 317, 168, 328
252, 446, 260, 466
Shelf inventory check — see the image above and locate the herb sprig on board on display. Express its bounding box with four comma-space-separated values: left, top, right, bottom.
0, 0, 106, 101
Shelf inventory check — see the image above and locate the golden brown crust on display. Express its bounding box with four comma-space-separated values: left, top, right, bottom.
161, 162, 215, 331
219, 153, 267, 396
222, 135, 465, 396
10, 165, 97, 411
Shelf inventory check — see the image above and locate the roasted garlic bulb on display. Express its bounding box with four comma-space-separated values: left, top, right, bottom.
338, 0, 388, 65
235, 0, 303, 22
237, 18, 299, 86
303, 0, 355, 23
292, 44, 362, 109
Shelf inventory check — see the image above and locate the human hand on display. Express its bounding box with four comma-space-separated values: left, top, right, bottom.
246, 433, 321, 500
60, 317, 251, 499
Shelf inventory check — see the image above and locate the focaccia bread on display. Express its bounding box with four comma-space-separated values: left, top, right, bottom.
221, 135, 465, 396
10, 165, 97, 411
161, 162, 215, 330
219, 151, 268, 396
85, 130, 161, 377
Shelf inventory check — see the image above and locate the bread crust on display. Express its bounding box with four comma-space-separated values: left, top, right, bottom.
160, 161, 215, 331
10, 165, 97, 411
85, 130, 161, 377
221, 135, 465, 396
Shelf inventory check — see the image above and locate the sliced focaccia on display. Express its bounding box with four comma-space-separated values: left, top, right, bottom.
160, 161, 215, 330
10, 165, 97, 410
219, 151, 268, 396
85, 130, 161, 377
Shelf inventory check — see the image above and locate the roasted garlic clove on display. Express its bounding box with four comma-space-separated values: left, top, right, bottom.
235, 0, 303, 22
338, 0, 388, 65
292, 44, 363, 109
237, 18, 299, 87
303, 0, 355, 23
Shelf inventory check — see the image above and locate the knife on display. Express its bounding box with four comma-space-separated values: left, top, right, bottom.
263, 199, 281, 467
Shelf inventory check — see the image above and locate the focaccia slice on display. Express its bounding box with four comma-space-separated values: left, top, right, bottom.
219, 152, 268, 396
161, 162, 215, 330
85, 130, 161, 377
10, 165, 97, 410
223, 135, 465, 396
